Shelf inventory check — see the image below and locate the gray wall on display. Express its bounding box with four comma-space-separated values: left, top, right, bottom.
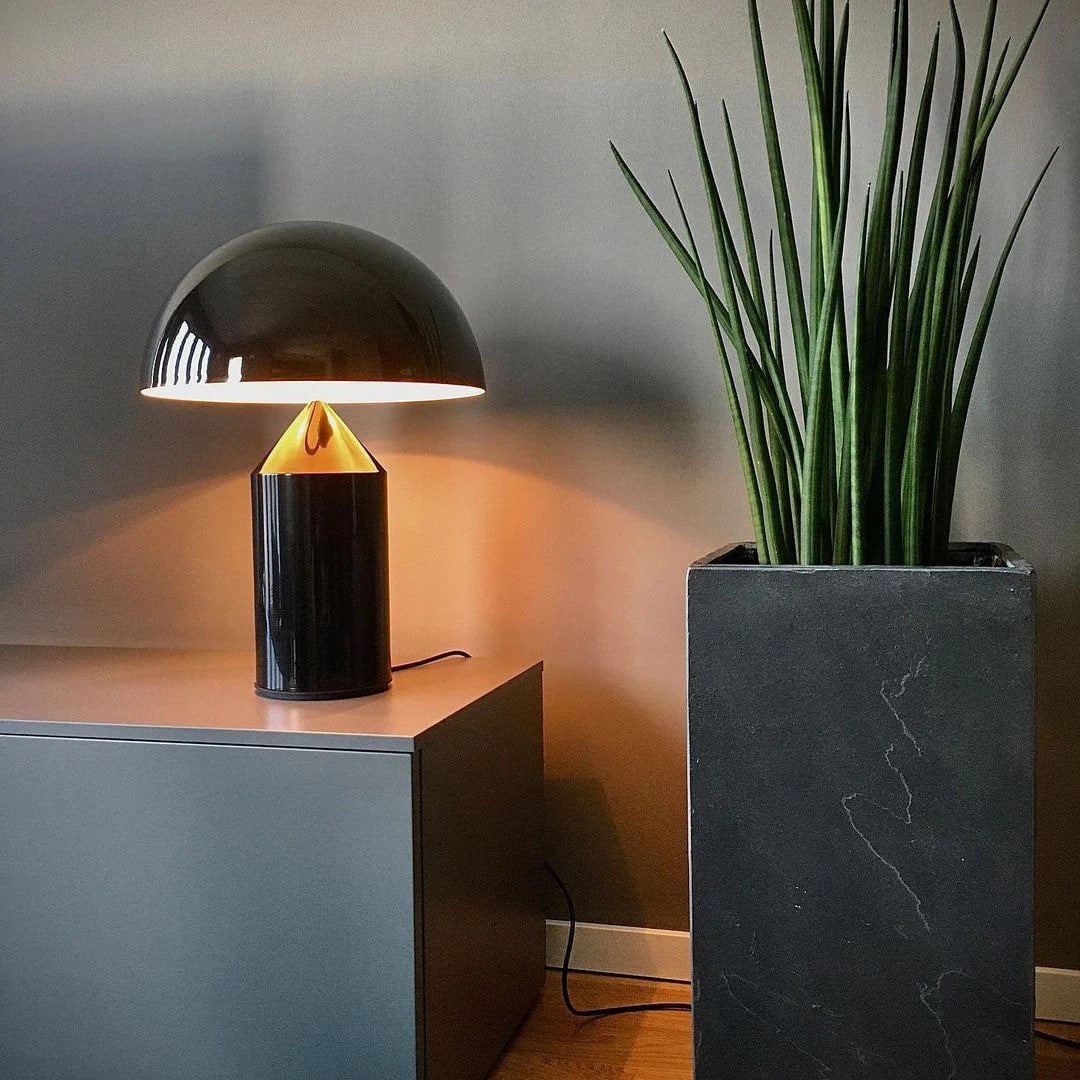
1, 0, 1077, 965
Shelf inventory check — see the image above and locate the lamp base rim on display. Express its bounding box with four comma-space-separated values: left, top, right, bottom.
254, 680, 392, 701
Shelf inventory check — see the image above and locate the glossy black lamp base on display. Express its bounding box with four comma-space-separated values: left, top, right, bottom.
251, 469, 392, 701
253, 682, 391, 701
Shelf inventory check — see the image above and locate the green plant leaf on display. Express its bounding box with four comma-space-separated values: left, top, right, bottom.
975, 0, 1050, 155
669, 172, 769, 558
949, 150, 1057, 483
610, 142, 732, 329
664, 34, 789, 560
800, 103, 851, 563
614, 1, 1050, 565
748, 0, 812, 399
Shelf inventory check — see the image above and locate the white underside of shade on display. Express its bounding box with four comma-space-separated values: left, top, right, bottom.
142, 381, 485, 404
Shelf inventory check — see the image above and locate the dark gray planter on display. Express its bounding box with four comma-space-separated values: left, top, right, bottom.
687, 543, 1035, 1080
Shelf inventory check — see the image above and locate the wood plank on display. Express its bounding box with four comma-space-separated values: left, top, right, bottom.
1037, 1022, 1080, 1080
492, 972, 1080, 1078
490, 972, 691, 1080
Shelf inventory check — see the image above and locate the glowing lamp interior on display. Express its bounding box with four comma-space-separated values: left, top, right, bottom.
141, 380, 485, 405
260, 401, 378, 475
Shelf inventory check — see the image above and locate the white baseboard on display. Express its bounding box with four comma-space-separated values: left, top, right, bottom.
545, 920, 690, 983
545, 922, 1080, 1023
1036, 967, 1080, 1023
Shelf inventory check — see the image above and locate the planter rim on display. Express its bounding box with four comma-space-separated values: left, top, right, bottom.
691, 541, 1032, 574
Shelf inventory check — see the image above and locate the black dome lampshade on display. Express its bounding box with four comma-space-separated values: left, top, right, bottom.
142, 221, 485, 404
142, 222, 486, 700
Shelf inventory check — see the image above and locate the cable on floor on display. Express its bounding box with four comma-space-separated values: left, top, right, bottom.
544, 862, 691, 1018
545, 862, 1080, 1045
391, 650, 472, 673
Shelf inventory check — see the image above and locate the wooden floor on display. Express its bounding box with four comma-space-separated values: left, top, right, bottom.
491, 972, 1080, 1079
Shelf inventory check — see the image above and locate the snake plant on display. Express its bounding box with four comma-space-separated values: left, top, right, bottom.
612, 0, 1055, 565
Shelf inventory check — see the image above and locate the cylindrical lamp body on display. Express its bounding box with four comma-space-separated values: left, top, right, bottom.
251, 470, 391, 699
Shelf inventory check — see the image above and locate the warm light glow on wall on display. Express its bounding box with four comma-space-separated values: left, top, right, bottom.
141, 381, 486, 405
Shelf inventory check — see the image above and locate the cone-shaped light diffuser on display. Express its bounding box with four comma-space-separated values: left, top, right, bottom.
259, 401, 378, 475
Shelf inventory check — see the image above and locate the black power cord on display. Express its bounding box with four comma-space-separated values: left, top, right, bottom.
388, 650, 1079, 1043
391, 649, 472, 673
400, 655, 1074, 1038
546, 862, 1080, 1047
391, 656, 1078, 1045
545, 862, 691, 1018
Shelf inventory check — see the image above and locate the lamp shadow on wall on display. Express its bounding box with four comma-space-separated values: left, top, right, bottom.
0, 94, 271, 641
361, 327, 739, 539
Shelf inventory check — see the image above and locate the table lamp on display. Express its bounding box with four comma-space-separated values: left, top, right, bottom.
142, 222, 485, 700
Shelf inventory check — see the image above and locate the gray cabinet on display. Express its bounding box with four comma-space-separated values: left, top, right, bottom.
0, 648, 544, 1080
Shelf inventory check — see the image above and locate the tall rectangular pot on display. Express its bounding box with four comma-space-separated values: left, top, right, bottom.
687, 543, 1035, 1080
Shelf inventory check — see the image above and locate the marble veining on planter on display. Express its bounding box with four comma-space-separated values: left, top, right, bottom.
687, 544, 1035, 1080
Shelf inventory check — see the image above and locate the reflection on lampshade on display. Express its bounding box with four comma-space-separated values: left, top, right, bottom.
141, 221, 486, 405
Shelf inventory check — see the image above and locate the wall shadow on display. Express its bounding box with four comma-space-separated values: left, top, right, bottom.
951, 49, 1080, 967
0, 92, 271, 610
348, 333, 738, 543
544, 677, 690, 932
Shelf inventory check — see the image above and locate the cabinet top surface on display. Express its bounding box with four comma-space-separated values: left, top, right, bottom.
0, 646, 541, 751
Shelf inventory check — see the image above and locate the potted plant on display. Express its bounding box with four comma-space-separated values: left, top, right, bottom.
612, 1, 1053, 1076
